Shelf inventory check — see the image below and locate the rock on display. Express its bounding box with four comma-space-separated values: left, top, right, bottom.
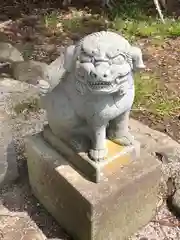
0, 78, 39, 108
157, 147, 180, 164
0, 110, 19, 187
0, 32, 10, 42
129, 119, 180, 200
129, 118, 180, 154
12, 60, 49, 85
0, 77, 44, 187
0, 42, 24, 63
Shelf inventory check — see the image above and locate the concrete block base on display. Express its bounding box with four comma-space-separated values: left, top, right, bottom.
25, 133, 162, 240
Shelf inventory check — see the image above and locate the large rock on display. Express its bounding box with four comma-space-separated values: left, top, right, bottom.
12, 60, 49, 85
0, 110, 19, 187
0, 42, 24, 63
129, 119, 180, 215
0, 32, 10, 42
0, 78, 40, 113
129, 118, 180, 153
0, 77, 42, 187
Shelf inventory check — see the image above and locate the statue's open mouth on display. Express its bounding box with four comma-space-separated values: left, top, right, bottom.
88, 80, 112, 88
87, 74, 129, 92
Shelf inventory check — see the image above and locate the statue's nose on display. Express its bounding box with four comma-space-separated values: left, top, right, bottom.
90, 63, 110, 80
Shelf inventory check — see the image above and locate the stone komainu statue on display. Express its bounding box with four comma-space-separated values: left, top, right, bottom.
40, 31, 145, 162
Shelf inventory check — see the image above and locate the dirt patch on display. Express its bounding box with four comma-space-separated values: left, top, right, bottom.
132, 38, 180, 143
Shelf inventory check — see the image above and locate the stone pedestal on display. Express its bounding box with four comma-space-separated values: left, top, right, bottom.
43, 125, 140, 183
25, 133, 161, 240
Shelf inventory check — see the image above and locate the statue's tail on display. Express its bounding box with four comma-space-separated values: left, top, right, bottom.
47, 52, 66, 89
38, 49, 66, 96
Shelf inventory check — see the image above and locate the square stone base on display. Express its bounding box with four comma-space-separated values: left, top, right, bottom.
25, 133, 162, 240
43, 125, 140, 183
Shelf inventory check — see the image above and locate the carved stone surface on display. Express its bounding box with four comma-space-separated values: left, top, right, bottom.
39, 31, 145, 162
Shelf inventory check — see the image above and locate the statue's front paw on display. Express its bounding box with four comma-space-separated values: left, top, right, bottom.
109, 133, 135, 146
89, 148, 108, 162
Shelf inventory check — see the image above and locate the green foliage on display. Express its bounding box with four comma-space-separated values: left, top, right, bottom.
110, 17, 180, 40
106, 0, 180, 40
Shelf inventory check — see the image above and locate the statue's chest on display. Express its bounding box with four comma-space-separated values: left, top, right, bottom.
79, 95, 121, 122
64, 80, 123, 121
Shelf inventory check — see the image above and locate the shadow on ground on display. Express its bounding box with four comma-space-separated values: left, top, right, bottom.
0, 138, 70, 239
0, 170, 71, 239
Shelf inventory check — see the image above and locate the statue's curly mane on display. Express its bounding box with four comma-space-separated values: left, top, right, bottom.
74, 31, 133, 69
74, 31, 131, 57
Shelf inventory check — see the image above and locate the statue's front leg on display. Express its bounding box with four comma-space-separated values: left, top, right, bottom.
89, 125, 108, 162
107, 111, 134, 146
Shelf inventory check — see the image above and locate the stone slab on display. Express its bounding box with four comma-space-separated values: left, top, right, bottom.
43, 125, 140, 183
25, 133, 162, 240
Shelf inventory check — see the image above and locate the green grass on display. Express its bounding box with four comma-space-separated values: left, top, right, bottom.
44, 11, 60, 29
110, 18, 180, 41
133, 72, 180, 117
108, 0, 180, 40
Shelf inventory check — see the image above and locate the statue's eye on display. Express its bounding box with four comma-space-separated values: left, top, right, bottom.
112, 54, 126, 65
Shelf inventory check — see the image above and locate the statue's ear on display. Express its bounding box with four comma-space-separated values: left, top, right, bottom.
64, 45, 76, 72
130, 46, 145, 69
